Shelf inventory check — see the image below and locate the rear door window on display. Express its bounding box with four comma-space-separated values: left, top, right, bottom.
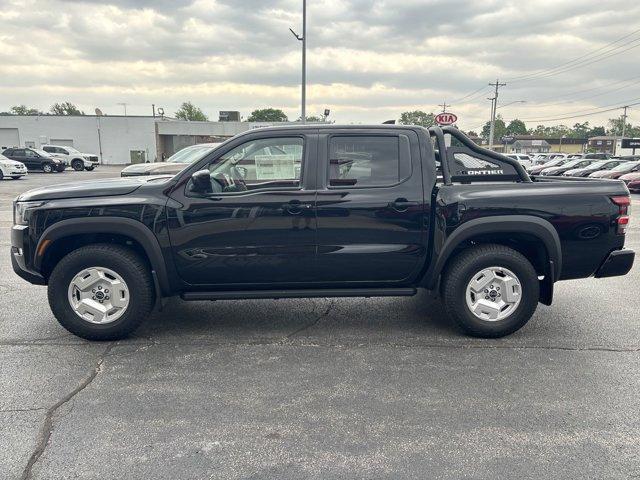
328, 135, 411, 187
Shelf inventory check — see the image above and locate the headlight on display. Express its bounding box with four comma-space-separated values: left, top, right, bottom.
13, 201, 46, 225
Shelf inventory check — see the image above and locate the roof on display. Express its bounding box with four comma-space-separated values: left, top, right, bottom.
513, 139, 550, 147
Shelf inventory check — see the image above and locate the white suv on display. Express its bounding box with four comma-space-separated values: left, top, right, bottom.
41, 145, 99, 171
506, 154, 533, 169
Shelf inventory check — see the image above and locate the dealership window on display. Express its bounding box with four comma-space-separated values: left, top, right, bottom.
328, 135, 410, 187
130, 150, 147, 164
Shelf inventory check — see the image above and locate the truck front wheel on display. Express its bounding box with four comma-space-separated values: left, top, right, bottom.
48, 244, 155, 340
71, 159, 84, 171
441, 244, 539, 338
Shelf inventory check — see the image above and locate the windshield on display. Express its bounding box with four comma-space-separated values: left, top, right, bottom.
543, 159, 565, 167
65, 146, 81, 154
612, 161, 640, 172
560, 160, 584, 168
168, 145, 217, 164
587, 161, 608, 169
33, 149, 53, 158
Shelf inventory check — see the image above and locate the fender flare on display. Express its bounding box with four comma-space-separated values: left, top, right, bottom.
35, 217, 172, 295
423, 215, 562, 289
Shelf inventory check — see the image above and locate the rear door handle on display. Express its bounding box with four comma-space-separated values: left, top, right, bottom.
388, 199, 418, 212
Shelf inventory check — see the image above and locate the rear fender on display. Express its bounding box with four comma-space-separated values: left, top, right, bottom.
422, 215, 562, 292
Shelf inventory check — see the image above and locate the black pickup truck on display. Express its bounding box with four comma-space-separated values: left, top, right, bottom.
11, 125, 634, 340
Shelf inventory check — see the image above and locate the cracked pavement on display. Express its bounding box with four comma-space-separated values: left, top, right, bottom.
1, 168, 639, 479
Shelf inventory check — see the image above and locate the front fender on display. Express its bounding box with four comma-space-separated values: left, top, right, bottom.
34, 217, 173, 295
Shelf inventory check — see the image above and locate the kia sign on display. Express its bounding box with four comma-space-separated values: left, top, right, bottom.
435, 112, 458, 126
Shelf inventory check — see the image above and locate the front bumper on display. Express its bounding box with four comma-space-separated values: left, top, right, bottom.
594, 249, 635, 278
10, 225, 45, 285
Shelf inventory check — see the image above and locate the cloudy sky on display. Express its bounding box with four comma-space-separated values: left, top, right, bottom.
1, 0, 639, 130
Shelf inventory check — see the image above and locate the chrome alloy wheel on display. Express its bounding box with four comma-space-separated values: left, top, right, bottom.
67, 267, 130, 324
465, 266, 522, 322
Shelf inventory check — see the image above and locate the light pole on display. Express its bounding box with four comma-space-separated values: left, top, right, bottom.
559, 134, 565, 153
289, 0, 306, 124
94, 108, 103, 164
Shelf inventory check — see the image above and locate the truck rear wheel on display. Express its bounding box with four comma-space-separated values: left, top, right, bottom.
441, 244, 539, 338
48, 244, 155, 340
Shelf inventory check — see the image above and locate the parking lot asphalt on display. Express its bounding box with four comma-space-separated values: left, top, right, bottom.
1, 168, 639, 479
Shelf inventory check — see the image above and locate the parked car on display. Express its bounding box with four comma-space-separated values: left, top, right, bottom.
120, 143, 222, 177
589, 161, 640, 179
624, 178, 640, 192
547, 153, 569, 160
584, 153, 612, 160
563, 159, 629, 177
619, 171, 640, 192
0, 153, 27, 179
531, 153, 551, 165
540, 159, 597, 176
506, 154, 533, 169
11, 125, 634, 341
528, 158, 568, 174
2, 147, 65, 173
42, 145, 99, 171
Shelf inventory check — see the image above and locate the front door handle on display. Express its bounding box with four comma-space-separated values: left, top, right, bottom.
388, 198, 418, 212
283, 201, 313, 215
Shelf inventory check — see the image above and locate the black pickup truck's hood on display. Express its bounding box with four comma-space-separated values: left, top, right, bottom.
16, 176, 173, 202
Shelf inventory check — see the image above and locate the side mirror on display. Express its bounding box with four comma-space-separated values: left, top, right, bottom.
191, 169, 212, 193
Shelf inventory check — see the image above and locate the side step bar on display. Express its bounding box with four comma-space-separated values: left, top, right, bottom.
181, 288, 417, 301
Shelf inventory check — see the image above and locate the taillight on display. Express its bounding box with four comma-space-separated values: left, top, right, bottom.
610, 195, 631, 235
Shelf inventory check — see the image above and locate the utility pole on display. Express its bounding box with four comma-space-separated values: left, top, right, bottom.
438, 100, 450, 113
117, 103, 128, 116
289, 0, 306, 124
488, 79, 506, 149
621, 105, 629, 139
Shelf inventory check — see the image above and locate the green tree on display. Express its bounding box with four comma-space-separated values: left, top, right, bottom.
506, 119, 527, 135
174, 101, 208, 121
50, 102, 84, 115
588, 126, 606, 137
247, 108, 288, 122
398, 110, 436, 128
606, 117, 640, 137
5, 105, 43, 115
481, 115, 506, 143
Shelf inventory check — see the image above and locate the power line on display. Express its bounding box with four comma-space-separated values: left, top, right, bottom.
510, 38, 640, 84
515, 75, 640, 109
450, 85, 489, 103
518, 99, 640, 123
506, 27, 640, 83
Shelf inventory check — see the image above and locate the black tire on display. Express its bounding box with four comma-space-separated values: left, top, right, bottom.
42, 162, 53, 173
48, 244, 155, 340
0, 170, 3, 180
11, 176, 22, 180
85, 166, 94, 171
441, 244, 539, 338
71, 159, 84, 171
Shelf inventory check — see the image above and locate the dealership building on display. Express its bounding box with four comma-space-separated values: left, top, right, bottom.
0, 114, 301, 165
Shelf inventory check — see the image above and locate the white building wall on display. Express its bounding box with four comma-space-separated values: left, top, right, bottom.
0, 115, 157, 165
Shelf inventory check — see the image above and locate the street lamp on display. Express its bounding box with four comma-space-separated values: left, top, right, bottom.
289, 0, 306, 124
